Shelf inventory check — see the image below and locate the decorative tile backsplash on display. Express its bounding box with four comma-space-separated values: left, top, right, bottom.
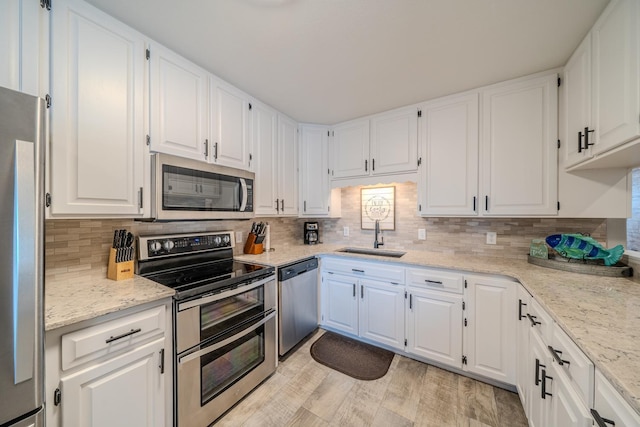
45, 182, 608, 283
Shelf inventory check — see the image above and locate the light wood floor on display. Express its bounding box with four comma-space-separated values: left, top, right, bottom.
215, 329, 529, 427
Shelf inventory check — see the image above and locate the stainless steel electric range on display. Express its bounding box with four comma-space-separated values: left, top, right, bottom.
137, 231, 276, 427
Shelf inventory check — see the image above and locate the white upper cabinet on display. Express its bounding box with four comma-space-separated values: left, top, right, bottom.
331, 118, 370, 179
330, 106, 419, 181
277, 114, 299, 216
563, 35, 593, 168
420, 92, 479, 216
299, 124, 331, 216
0, 0, 48, 97
210, 77, 251, 170
562, 0, 640, 169
591, 0, 640, 155
253, 102, 279, 215
481, 72, 558, 215
50, 0, 145, 216
253, 103, 298, 216
369, 106, 419, 175
149, 43, 208, 162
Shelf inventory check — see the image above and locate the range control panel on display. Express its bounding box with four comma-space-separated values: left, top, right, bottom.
138, 231, 234, 260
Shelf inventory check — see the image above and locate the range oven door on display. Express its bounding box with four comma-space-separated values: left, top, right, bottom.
176, 309, 277, 427
175, 276, 276, 354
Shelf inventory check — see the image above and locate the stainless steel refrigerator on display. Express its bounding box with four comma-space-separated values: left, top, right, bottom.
0, 86, 45, 426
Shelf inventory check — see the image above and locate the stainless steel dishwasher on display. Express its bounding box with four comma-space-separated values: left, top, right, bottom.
278, 257, 319, 355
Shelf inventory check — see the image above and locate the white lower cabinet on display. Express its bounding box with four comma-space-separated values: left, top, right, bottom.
321, 272, 358, 335
406, 287, 462, 368
320, 259, 405, 350
516, 285, 531, 408
60, 338, 165, 427
463, 274, 517, 384
45, 301, 171, 427
358, 279, 405, 350
547, 363, 593, 427
593, 368, 640, 427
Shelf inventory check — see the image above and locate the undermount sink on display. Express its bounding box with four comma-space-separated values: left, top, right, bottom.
337, 247, 406, 258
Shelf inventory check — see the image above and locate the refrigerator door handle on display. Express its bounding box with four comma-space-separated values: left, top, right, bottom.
14, 139, 36, 385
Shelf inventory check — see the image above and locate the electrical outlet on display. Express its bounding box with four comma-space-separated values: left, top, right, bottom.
235, 231, 243, 243
486, 231, 497, 245
343, 226, 349, 237
418, 228, 426, 240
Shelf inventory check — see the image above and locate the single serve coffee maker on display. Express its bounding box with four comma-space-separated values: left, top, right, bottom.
304, 222, 319, 245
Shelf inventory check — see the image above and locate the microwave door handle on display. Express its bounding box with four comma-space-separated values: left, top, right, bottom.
178, 310, 276, 364
239, 178, 248, 211
14, 140, 37, 384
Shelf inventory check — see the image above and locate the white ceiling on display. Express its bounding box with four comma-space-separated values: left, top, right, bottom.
84, 0, 609, 124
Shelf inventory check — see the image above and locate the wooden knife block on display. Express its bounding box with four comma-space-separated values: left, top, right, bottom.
107, 248, 134, 281
243, 233, 264, 255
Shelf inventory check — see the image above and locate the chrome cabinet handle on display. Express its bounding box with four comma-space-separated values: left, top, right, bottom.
365, 159, 368, 171
214, 142, 219, 159
106, 328, 142, 344
275, 199, 279, 213
281, 199, 284, 211
204, 139, 209, 158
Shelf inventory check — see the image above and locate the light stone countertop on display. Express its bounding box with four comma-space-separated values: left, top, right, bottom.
237, 244, 640, 416
45, 273, 175, 331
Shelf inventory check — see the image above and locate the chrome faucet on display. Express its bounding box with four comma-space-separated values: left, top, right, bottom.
374, 220, 384, 248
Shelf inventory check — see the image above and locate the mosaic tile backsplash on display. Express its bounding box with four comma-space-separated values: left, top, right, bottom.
45, 182, 608, 283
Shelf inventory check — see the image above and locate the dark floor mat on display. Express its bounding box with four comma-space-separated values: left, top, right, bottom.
310, 331, 394, 381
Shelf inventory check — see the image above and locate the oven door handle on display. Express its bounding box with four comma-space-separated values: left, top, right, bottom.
178, 275, 274, 311
178, 310, 276, 365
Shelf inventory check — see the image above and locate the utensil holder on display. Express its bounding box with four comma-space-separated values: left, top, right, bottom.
107, 248, 134, 281
243, 233, 264, 255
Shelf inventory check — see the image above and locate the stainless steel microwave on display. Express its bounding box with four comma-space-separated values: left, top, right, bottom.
150, 153, 254, 220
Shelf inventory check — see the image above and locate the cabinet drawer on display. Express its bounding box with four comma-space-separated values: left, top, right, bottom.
528, 298, 553, 343
550, 322, 594, 407
322, 257, 404, 283
406, 267, 463, 294
61, 306, 166, 371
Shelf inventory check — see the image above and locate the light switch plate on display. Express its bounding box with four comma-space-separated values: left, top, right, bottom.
418, 228, 426, 240
486, 231, 497, 245
343, 226, 349, 237
236, 231, 243, 243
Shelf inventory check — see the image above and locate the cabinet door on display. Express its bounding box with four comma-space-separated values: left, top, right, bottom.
421, 93, 479, 216
594, 368, 640, 427
331, 119, 370, 179
50, 0, 145, 216
0, 0, 47, 97
591, 0, 640, 154
548, 364, 593, 427
278, 114, 299, 216
210, 78, 250, 170
253, 102, 278, 215
60, 338, 165, 427
481, 73, 558, 215
321, 273, 358, 335
464, 275, 517, 384
149, 43, 208, 161
516, 285, 531, 411
299, 125, 330, 216
406, 288, 462, 368
563, 35, 593, 168
529, 329, 550, 427
370, 106, 418, 175
359, 279, 405, 350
